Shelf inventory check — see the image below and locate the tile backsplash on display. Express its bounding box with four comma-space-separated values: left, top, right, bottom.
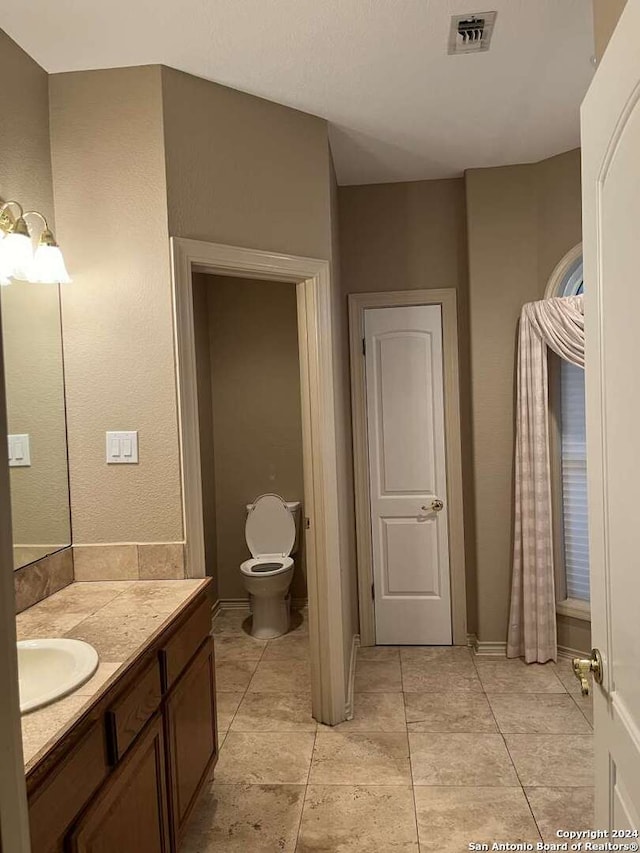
14, 548, 74, 613
73, 543, 186, 582
14, 542, 186, 613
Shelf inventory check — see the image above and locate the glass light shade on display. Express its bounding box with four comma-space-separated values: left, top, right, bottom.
30, 244, 71, 284
0, 231, 34, 281
0, 242, 12, 285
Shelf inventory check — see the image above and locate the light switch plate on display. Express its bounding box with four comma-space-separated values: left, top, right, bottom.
106, 431, 139, 464
8, 434, 31, 467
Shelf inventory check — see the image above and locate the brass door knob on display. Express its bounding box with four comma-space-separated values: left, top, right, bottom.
571, 648, 603, 696
420, 499, 444, 513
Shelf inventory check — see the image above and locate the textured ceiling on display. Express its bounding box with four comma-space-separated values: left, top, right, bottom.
2, 0, 595, 184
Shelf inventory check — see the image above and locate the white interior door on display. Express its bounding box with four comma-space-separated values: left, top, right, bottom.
582, 0, 640, 828
364, 305, 452, 645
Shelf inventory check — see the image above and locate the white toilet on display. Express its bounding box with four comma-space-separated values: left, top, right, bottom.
240, 493, 301, 639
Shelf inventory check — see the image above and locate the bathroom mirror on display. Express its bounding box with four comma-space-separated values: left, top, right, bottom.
0, 282, 71, 570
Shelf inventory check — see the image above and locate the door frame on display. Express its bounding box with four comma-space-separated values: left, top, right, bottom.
170, 238, 347, 725
348, 289, 467, 647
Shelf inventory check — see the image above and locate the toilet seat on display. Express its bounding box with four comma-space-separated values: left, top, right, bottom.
240, 556, 293, 577
245, 494, 296, 558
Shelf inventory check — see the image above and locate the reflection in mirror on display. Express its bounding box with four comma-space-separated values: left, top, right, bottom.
1, 281, 71, 570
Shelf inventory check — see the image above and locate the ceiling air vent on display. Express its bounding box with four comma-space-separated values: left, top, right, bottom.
448, 11, 497, 55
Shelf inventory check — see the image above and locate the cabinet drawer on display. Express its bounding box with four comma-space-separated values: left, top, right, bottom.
160, 597, 211, 690
29, 723, 108, 853
106, 660, 162, 763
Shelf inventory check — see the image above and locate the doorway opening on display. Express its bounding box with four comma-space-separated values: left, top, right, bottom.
170, 238, 348, 726
191, 273, 307, 611
191, 271, 312, 724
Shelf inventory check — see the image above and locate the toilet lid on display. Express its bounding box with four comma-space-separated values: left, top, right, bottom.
245, 493, 296, 558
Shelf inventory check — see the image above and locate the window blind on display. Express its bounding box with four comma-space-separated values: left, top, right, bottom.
560, 360, 590, 601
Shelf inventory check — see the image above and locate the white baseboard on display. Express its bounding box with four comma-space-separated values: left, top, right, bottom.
215, 597, 309, 612
468, 634, 507, 657
211, 599, 222, 620
468, 633, 589, 661
345, 634, 360, 721
558, 644, 589, 660
216, 598, 251, 611
473, 642, 508, 657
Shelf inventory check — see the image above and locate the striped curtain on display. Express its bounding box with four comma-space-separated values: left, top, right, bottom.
507, 295, 584, 663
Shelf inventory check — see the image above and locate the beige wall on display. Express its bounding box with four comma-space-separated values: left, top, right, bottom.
161, 67, 332, 259
557, 615, 591, 656
0, 30, 70, 562
537, 151, 585, 291
199, 275, 306, 601
593, 0, 628, 61
0, 30, 53, 225
338, 177, 476, 632
49, 67, 182, 544
465, 148, 585, 647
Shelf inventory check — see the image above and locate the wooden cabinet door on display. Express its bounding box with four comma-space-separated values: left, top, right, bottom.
67, 715, 170, 853
165, 638, 217, 846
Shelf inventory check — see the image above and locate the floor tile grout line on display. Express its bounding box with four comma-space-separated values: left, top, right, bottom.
476, 657, 544, 842
403, 690, 422, 849
211, 608, 263, 741
521, 784, 546, 843
569, 690, 594, 728
293, 727, 318, 851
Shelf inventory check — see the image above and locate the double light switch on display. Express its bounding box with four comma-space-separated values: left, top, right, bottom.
106, 431, 139, 464
8, 434, 31, 467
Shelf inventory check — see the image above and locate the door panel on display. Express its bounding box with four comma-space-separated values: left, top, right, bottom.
378, 333, 435, 492
365, 305, 451, 645
582, 0, 640, 826
381, 517, 440, 595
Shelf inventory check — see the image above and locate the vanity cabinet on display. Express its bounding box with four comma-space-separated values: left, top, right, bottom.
67, 715, 170, 853
165, 640, 217, 841
26, 582, 217, 853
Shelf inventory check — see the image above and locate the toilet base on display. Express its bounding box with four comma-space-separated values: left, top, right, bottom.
249, 593, 291, 639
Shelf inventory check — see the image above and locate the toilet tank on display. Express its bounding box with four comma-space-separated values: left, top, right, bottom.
245, 499, 302, 555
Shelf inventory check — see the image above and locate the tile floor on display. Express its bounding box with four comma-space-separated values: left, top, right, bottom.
180, 608, 594, 852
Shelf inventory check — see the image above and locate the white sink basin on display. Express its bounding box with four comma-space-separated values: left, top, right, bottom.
18, 639, 99, 714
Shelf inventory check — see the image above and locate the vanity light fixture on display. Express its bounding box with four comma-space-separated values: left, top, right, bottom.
0, 202, 33, 283
26, 211, 72, 284
0, 199, 71, 285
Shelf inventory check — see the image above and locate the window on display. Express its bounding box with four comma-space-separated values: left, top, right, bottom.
559, 323, 590, 602
546, 246, 590, 617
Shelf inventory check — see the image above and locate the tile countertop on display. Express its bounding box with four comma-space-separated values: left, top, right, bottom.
16, 579, 209, 773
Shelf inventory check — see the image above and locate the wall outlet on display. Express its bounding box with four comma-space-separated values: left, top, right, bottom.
106, 431, 139, 464
8, 434, 31, 467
